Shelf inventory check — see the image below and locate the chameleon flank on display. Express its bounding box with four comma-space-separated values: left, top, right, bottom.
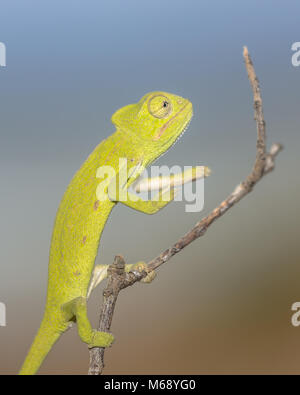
19, 92, 210, 375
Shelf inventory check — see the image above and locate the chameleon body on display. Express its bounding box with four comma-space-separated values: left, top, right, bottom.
19, 92, 209, 375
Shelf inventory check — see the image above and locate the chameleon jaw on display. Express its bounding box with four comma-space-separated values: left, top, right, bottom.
152, 101, 192, 141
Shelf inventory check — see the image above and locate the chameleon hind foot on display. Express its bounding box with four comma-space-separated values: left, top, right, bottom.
62, 297, 114, 348
88, 261, 156, 297
89, 330, 114, 349
128, 261, 156, 283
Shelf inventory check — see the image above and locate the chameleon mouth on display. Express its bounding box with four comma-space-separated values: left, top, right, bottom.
153, 102, 191, 141
172, 114, 193, 146
152, 111, 193, 163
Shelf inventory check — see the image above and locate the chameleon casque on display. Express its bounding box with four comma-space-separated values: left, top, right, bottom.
19, 91, 210, 375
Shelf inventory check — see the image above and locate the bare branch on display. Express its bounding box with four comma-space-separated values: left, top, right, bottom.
88, 255, 125, 375
88, 47, 283, 375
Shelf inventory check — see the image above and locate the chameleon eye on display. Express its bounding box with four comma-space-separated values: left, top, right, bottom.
148, 95, 172, 119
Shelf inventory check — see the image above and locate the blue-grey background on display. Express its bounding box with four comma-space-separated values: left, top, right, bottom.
0, 0, 299, 374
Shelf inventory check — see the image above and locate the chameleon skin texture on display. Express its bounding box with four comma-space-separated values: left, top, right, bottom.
19, 92, 193, 375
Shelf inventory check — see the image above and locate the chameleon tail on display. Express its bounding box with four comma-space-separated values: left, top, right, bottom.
19, 316, 63, 375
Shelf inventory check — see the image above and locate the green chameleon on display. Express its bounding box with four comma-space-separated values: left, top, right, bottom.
19, 91, 210, 375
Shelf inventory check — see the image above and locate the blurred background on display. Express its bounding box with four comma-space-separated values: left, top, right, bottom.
0, 0, 299, 374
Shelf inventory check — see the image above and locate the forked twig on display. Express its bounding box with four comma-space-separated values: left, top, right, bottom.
88, 47, 283, 375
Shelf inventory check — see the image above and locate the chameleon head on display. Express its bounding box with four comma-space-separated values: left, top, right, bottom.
111, 91, 193, 157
